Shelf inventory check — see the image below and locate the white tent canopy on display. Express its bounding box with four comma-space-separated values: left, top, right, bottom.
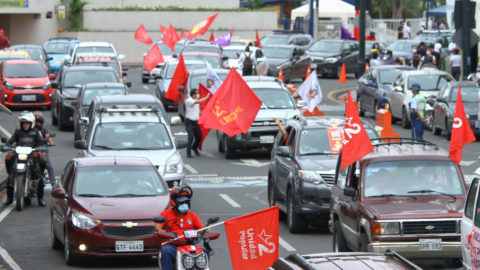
291, 0, 355, 24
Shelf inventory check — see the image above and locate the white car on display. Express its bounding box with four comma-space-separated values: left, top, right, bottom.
68, 42, 125, 66
222, 46, 269, 76
461, 168, 480, 270
387, 70, 454, 129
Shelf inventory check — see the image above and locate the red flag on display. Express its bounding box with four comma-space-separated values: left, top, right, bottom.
134, 24, 152, 45
449, 86, 476, 164
180, 29, 186, 38
162, 24, 181, 52
209, 30, 215, 42
198, 68, 262, 137
340, 90, 374, 171
164, 54, 188, 105
255, 29, 262, 48
143, 44, 164, 73
225, 206, 279, 270
160, 24, 168, 36
197, 83, 213, 150
187, 13, 219, 39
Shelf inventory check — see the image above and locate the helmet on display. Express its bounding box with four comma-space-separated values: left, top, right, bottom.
170, 184, 193, 208
18, 111, 35, 129
411, 83, 421, 90
33, 111, 44, 124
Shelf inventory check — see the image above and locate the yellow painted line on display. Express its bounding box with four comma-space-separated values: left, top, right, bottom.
327, 87, 354, 104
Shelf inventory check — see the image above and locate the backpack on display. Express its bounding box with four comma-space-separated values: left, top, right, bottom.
243, 52, 253, 73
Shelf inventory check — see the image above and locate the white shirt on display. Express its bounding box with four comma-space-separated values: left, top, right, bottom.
450, 55, 461, 67
185, 96, 200, 121
403, 25, 411, 39
434, 43, 442, 53
448, 42, 457, 51
238, 52, 257, 67
369, 59, 383, 67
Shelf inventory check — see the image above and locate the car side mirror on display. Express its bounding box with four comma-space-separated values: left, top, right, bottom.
222, 56, 229, 61
47, 57, 53, 61
1, 137, 7, 143
170, 116, 181, 126
51, 82, 59, 89
277, 146, 291, 157
152, 216, 166, 223
51, 188, 68, 199
80, 117, 89, 125
1, 145, 10, 152
296, 100, 306, 108
122, 66, 129, 71
74, 140, 87, 150
394, 86, 403, 92
436, 97, 446, 103
343, 186, 356, 198
49, 74, 56, 80
154, 74, 163, 80
172, 54, 178, 58
122, 72, 128, 77
64, 55, 71, 62
178, 86, 185, 93
176, 139, 188, 149
49, 133, 56, 138
125, 82, 132, 88
117, 54, 125, 60
71, 101, 78, 107
344, 51, 351, 56
207, 217, 220, 225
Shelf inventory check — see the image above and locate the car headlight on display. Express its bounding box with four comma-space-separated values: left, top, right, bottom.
18, 154, 28, 160
4, 82, 14, 91
163, 83, 170, 91
42, 81, 51, 90
183, 255, 195, 269
277, 62, 290, 70
324, 58, 338, 63
298, 170, 323, 184
72, 211, 97, 229
166, 160, 183, 174
196, 254, 208, 268
55, 58, 65, 65
373, 222, 400, 235
62, 99, 74, 107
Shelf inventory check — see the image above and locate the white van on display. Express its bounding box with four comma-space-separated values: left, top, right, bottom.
460, 169, 480, 270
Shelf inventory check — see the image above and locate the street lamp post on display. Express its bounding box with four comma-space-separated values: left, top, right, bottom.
357, 0, 366, 78
461, 0, 471, 80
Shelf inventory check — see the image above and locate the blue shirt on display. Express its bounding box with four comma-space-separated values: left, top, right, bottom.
410, 95, 418, 110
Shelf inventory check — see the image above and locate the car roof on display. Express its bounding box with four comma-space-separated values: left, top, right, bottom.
64, 65, 117, 72
369, 65, 415, 70
11, 44, 42, 49
3, 60, 42, 65
317, 39, 349, 43
263, 45, 296, 49
77, 42, 111, 47
402, 70, 450, 76
291, 116, 373, 129
0, 50, 31, 58
94, 94, 158, 104
190, 69, 230, 76
266, 30, 308, 36
74, 156, 153, 167
0, 55, 28, 59
84, 82, 126, 89
96, 111, 162, 124
361, 139, 449, 161
223, 46, 260, 51
182, 52, 220, 57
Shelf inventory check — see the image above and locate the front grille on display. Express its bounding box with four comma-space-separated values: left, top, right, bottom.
470, 115, 479, 121
11, 94, 46, 104
102, 226, 155, 239
319, 174, 334, 185
251, 131, 278, 138
14, 86, 43, 90
403, 220, 457, 235
252, 120, 279, 127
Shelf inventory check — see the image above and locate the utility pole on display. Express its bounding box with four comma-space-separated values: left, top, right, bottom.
461, 0, 471, 80
357, 0, 366, 77
309, 0, 314, 37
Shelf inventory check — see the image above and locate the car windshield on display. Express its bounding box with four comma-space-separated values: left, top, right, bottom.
451, 86, 479, 102
260, 36, 289, 46
183, 46, 219, 54
407, 74, 452, 91
262, 48, 291, 59
76, 47, 115, 54
308, 41, 343, 53
183, 56, 221, 68
223, 50, 242, 59
413, 34, 438, 42
0, 56, 28, 63
74, 166, 167, 197
92, 122, 173, 150
157, 43, 183, 55
256, 89, 295, 109
298, 129, 339, 155
43, 43, 69, 54
82, 88, 127, 106
16, 48, 44, 60
363, 160, 464, 198
379, 70, 404, 84
64, 70, 119, 88
77, 62, 119, 76
386, 42, 417, 53
165, 63, 205, 79
230, 41, 248, 46
5, 64, 46, 78
190, 73, 229, 89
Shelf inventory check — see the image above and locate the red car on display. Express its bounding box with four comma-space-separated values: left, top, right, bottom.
0, 60, 55, 108
50, 157, 170, 265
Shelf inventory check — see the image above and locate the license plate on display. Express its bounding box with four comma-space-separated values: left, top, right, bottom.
115, 241, 144, 252
21, 95, 36, 101
260, 135, 274, 144
419, 239, 442, 251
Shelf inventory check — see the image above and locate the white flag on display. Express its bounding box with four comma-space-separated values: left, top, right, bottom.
205, 61, 223, 94
297, 70, 322, 112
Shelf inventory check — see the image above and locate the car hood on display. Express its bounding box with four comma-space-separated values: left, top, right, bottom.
48, 54, 68, 64
448, 102, 478, 116
72, 196, 170, 220
296, 155, 338, 171
267, 58, 289, 67
6, 77, 48, 87
228, 59, 240, 69
307, 51, 341, 59
364, 197, 465, 219
61, 87, 80, 99
255, 109, 300, 120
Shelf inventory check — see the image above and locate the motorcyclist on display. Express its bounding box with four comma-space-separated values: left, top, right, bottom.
33, 111, 56, 186
3, 111, 46, 206
154, 184, 214, 270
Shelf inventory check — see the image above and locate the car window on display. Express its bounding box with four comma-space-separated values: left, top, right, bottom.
451, 86, 479, 102
308, 41, 343, 53
166, 63, 205, 79
260, 36, 289, 46
442, 85, 451, 99
349, 43, 358, 52
379, 70, 404, 85
5, 64, 46, 78
337, 167, 348, 189
371, 70, 377, 83
465, 179, 479, 219
256, 89, 295, 109
82, 88, 127, 106
407, 74, 453, 91
44, 43, 69, 54
64, 70, 119, 87
262, 48, 291, 59
60, 162, 74, 193
342, 43, 351, 54
287, 128, 297, 152
393, 74, 402, 87
362, 70, 371, 80
183, 56, 221, 69
288, 37, 298, 45
298, 129, 338, 155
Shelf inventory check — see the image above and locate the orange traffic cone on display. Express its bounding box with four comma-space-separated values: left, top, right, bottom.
278, 68, 284, 82
305, 66, 311, 79
338, 64, 347, 83
260, 71, 264, 76
365, 63, 369, 72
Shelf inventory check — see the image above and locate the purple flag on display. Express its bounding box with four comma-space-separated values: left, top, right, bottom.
341, 26, 356, 41
213, 31, 232, 46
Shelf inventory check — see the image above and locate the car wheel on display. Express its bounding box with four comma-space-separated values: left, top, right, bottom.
357, 100, 365, 117
58, 109, 66, 131
51, 221, 62, 250
268, 177, 286, 220
224, 136, 236, 159
333, 220, 350, 252
217, 133, 224, 153
433, 116, 442, 135
51, 105, 58, 126
360, 233, 369, 252
425, 111, 433, 131
402, 107, 411, 129
64, 230, 75, 266
446, 119, 451, 141
287, 189, 308, 234
142, 78, 149, 84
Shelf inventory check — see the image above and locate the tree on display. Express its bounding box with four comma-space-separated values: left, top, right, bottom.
392, 0, 403, 19
247, 0, 262, 10
61, 0, 90, 30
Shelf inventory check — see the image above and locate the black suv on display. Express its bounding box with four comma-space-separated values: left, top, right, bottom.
51, 65, 120, 131
307, 39, 360, 79
260, 30, 313, 50
268, 116, 379, 233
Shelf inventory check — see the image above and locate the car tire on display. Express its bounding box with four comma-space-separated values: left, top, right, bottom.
433, 116, 442, 135
142, 78, 149, 84
51, 106, 58, 126
64, 230, 75, 266
51, 221, 62, 250
287, 189, 308, 234
360, 233, 369, 252
334, 65, 342, 79
402, 107, 411, 129
446, 119, 451, 141
217, 133, 224, 153
58, 110, 67, 131
268, 177, 286, 221
224, 136, 236, 159
358, 100, 365, 117
425, 111, 433, 131
333, 220, 350, 252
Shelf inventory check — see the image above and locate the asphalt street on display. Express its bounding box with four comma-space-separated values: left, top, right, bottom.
0, 69, 473, 270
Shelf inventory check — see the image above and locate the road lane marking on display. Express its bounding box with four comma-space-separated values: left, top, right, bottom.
0, 246, 21, 270
279, 237, 297, 252
327, 87, 352, 105
219, 194, 241, 208
143, 86, 149, 90
0, 124, 12, 138
184, 164, 198, 174
0, 204, 14, 224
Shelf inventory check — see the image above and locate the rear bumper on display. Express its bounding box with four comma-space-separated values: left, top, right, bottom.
368, 241, 461, 259
315, 63, 339, 75
225, 127, 279, 150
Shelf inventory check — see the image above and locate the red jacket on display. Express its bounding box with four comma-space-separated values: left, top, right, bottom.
365, 35, 376, 41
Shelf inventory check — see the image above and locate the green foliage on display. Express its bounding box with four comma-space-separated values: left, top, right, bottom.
247, 0, 262, 10
61, 0, 90, 29
64, 27, 89, 32
371, 0, 423, 18
92, 5, 274, 11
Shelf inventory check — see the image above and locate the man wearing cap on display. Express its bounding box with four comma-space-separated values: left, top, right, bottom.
0, 30, 10, 50
384, 51, 395, 65
365, 32, 376, 41
410, 83, 426, 140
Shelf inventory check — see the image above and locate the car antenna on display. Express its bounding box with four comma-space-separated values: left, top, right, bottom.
113, 153, 117, 165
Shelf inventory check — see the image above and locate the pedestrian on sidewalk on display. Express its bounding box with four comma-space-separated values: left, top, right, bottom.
403, 21, 412, 39
398, 22, 404, 40
410, 83, 426, 140
185, 89, 211, 158
0, 29, 10, 50
450, 49, 461, 81
369, 52, 383, 67
365, 31, 376, 41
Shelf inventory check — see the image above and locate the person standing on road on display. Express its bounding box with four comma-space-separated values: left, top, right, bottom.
384, 51, 395, 65
450, 49, 461, 81
403, 22, 412, 39
397, 22, 404, 40
185, 89, 211, 158
238, 46, 256, 76
33, 111, 56, 186
369, 52, 383, 67
365, 32, 376, 41
477, 77, 480, 133
410, 83, 426, 140
0, 29, 10, 50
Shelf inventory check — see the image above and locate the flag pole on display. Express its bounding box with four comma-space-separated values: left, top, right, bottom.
160, 221, 226, 246
262, 103, 277, 120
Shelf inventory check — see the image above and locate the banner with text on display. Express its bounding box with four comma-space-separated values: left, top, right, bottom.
0, 0, 28, 8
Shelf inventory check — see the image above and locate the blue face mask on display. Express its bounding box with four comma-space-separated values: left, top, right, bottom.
196, 94, 200, 99
178, 203, 189, 213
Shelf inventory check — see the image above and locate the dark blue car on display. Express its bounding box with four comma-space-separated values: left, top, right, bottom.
357, 65, 414, 116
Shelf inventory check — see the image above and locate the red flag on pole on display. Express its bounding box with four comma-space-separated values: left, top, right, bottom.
164, 54, 188, 105
187, 13, 219, 39
197, 83, 213, 150
134, 24, 153, 45
198, 68, 262, 137
180, 29, 186, 38
209, 30, 215, 42
160, 24, 168, 36
162, 24, 181, 51
143, 44, 164, 73
225, 206, 279, 270
449, 86, 476, 164
340, 90, 374, 171
255, 29, 262, 48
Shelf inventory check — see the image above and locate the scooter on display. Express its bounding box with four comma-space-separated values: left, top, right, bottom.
152, 216, 221, 270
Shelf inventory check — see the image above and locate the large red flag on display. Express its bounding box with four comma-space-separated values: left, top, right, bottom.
255, 29, 262, 48
198, 83, 214, 150
162, 24, 181, 52
134, 24, 153, 45
160, 24, 168, 36
164, 54, 188, 105
180, 29, 186, 38
209, 30, 215, 42
143, 44, 164, 73
225, 206, 279, 270
198, 68, 262, 137
340, 90, 374, 171
186, 13, 219, 39
449, 86, 476, 164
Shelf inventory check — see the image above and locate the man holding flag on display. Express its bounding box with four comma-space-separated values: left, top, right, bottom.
185, 89, 211, 158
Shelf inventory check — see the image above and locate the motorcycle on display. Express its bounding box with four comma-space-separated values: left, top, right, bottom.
152, 216, 221, 270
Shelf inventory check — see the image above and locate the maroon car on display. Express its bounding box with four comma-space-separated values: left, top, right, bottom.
50, 157, 170, 265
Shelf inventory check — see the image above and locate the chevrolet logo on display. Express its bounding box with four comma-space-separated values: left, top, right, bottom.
122, 222, 137, 228
425, 225, 435, 230
264, 121, 271, 126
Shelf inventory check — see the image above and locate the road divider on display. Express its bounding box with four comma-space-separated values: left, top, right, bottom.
219, 194, 241, 208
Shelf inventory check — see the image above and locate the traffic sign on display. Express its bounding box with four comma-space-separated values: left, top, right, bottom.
453, 28, 480, 49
